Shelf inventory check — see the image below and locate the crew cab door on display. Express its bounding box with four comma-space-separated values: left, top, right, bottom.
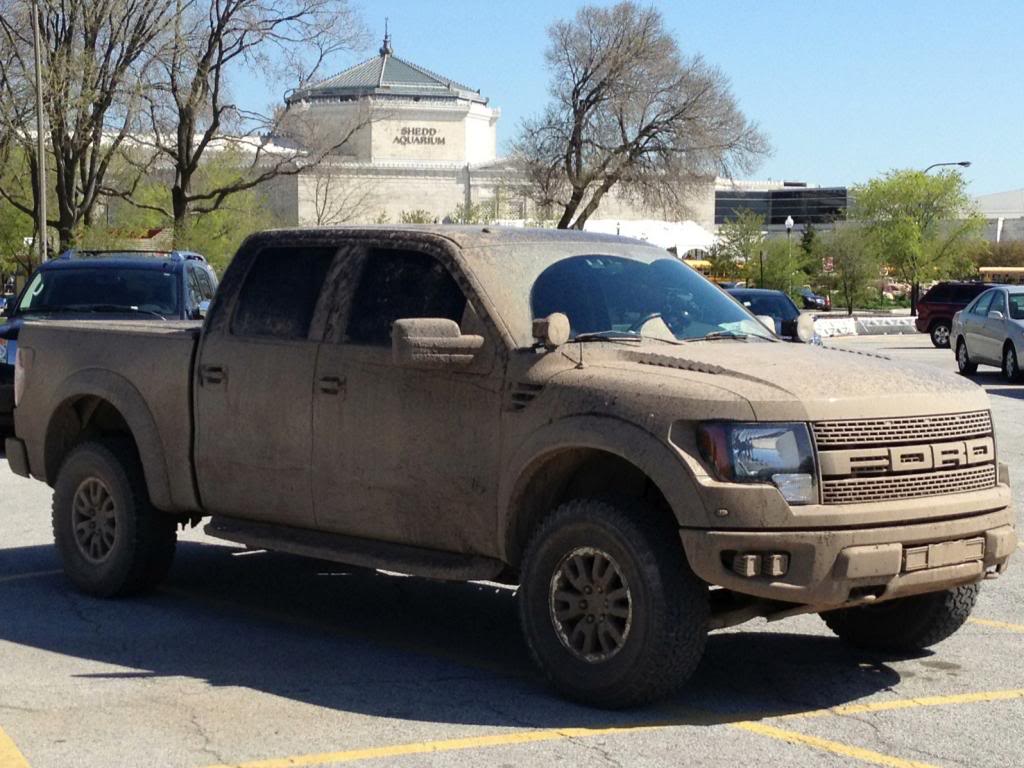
312, 244, 504, 555
194, 244, 337, 527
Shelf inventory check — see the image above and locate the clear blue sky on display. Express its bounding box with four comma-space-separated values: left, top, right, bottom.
239, 0, 1023, 196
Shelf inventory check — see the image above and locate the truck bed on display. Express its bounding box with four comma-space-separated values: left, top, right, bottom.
13, 320, 202, 512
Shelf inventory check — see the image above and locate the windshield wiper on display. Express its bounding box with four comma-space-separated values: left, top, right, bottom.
73, 304, 168, 320
697, 330, 775, 342
573, 330, 643, 343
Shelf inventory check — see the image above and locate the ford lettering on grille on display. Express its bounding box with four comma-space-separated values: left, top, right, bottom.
819, 437, 995, 476
813, 413, 998, 504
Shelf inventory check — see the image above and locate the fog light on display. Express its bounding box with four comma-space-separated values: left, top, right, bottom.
772, 473, 815, 504
732, 554, 762, 578
765, 553, 789, 577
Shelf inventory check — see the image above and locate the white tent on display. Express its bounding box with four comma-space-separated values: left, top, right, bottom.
583, 219, 716, 256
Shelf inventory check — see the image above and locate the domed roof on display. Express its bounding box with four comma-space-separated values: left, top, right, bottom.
288, 33, 486, 106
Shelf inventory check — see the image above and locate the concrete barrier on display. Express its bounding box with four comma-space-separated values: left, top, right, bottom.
812, 315, 916, 338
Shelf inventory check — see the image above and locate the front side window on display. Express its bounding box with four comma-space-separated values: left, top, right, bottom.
346, 249, 467, 346
232, 246, 335, 339
972, 291, 995, 316
531, 256, 770, 341
17, 267, 180, 317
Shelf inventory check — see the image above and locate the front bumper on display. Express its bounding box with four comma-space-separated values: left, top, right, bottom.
680, 507, 1016, 609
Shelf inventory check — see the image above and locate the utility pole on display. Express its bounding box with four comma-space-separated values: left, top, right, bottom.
31, 0, 48, 262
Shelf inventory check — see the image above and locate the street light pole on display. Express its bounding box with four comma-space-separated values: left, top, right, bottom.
923, 161, 971, 174
784, 216, 794, 292
31, 0, 47, 262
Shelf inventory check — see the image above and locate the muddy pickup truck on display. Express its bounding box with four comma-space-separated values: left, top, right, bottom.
6, 227, 1016, 707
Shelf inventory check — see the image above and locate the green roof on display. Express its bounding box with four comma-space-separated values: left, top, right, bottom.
289, 39, 486, 105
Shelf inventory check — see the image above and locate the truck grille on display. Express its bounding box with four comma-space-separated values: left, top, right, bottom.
822, 464, 997, 504
812, 411, 992, 448
813, 411, 997, 505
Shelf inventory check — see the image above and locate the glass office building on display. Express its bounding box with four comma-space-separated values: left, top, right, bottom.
715, 185, 849, 226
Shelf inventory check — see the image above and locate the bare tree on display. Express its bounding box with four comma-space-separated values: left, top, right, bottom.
308, 169, 376, 225
112, 0, 367, 243
0, 0, 171, 250
514, 2, 768, 230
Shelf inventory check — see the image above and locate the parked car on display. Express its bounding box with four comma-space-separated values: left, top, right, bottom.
952, 285, 1024, 381
727, 287, 812, 341
0, 249, 217, 432
916, 281, 991, 348
798, 286, 831, 311
6, 226, 1015, 708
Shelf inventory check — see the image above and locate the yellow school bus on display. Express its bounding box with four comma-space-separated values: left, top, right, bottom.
979, 266, 1024, 285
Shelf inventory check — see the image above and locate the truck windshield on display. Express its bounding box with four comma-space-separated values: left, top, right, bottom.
17, 268, 180, 318
530, 256, 772, 341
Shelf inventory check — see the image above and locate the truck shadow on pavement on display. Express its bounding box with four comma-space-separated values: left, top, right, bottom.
0, 540, 920, 730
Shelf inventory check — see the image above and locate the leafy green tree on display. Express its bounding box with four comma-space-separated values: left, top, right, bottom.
710, 209, 764, 279
446, 202, 489, 224
851, 169, 984, 314
399, 209, 434, 224
800, 222, 816, 256
743, 236, 804, 292
817, 222, 878, 316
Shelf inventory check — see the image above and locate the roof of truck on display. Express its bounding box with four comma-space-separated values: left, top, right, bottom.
256, 225, 663, 251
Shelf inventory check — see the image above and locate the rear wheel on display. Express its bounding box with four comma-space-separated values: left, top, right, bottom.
820, 584, 980, 651
518, 498, 708, 708
929, 321, 951, 348
1003, 343, 1021, 382
956, 338, 977, 374
52, 440, 177, 597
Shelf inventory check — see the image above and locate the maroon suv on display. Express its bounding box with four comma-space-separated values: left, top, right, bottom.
916, 281, 991, 347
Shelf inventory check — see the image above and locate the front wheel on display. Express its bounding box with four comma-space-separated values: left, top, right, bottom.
820, 583, 980, 652
930, 322, 951, 348
518, 498, 708, 708
956, 338, 977, 375
52, 440, 177, 597
1003, 344, 1021, 382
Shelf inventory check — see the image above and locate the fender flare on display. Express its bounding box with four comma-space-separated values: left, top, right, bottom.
499, 414, 709, 560
43, 368, 176, 510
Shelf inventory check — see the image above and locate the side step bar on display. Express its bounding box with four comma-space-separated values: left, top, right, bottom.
204, 516, 506, 582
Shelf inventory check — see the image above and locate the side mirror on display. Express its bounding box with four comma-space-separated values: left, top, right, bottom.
531, 312, 570, 350
197, 300, 211, 319
392, 318, 484, 369
795, 313, 816, 343
988, 310, 1004, 320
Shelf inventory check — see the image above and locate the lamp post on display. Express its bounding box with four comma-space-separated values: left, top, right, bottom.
784, 216, 794, 295
31, 0, 47, 262
923, 161, 971, 174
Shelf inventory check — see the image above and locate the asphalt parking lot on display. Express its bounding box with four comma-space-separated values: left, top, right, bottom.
1, 332, 1022, 768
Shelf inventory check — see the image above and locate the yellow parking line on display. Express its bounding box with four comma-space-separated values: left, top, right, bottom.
968, 617, 1024, 633
0, 726, 31, 768
731, 722, 936, 768
781, 687, 1024, 720
204, 687, 1024, 768
204, 725, 666, 768
0, 569, 62, 586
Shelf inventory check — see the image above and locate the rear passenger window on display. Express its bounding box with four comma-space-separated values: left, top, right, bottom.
233, 247, 335, 339
924, 284, 950, 302
346, 249, 466, 346
972, 292, 994, 316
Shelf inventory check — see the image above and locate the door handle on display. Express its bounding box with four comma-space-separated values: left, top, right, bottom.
318, 376, 345, 396
200, 364, 226, 386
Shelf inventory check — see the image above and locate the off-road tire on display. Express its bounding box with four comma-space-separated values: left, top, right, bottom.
52, 440, 177, 597
929, 321, 951, 348
956, 338, 977, 375
518, 497, 708, 708
820, 583, 980, 652
1003, 343, 1021, 382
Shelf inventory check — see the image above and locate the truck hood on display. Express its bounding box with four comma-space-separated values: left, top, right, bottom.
603, 339, 990, 421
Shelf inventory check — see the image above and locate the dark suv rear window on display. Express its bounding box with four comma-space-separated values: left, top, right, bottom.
923, 284, 951, 302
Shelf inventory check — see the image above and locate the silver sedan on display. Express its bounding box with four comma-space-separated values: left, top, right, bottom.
952, 285, 1024, 380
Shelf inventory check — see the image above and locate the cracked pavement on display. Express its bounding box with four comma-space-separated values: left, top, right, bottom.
0, 333, 1022, 768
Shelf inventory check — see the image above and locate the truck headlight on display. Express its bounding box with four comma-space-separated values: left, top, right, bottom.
697, 422, 818, 505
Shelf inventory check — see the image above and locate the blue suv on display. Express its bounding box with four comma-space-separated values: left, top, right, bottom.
1, 249, 217, 432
